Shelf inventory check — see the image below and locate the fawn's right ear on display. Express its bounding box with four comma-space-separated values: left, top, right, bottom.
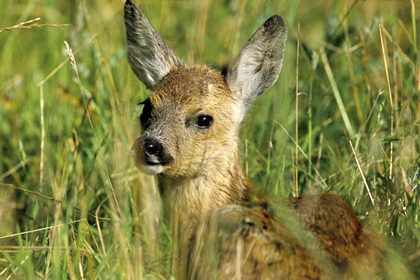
124, 0, 184, 90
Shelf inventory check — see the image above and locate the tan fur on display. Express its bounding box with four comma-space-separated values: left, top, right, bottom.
124, 1, 411, 279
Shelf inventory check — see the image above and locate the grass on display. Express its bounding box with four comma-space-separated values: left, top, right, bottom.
0, 0, 418, 278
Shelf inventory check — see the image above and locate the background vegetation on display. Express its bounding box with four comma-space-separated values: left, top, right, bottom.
0, 0, 418, 278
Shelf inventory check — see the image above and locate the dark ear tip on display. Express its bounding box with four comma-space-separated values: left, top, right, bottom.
125, 0, 134, 9
125, 0, 135, 6
125, 0, 141, 15
264, 15, 287, 35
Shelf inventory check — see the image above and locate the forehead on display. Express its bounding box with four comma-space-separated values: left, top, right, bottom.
149, 66, 232, 106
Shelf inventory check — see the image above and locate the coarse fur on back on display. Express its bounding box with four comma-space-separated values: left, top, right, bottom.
124, 1, 412, 279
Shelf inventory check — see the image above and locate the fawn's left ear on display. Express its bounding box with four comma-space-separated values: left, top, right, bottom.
224, 15, 287, 106
124, 0, 184, 90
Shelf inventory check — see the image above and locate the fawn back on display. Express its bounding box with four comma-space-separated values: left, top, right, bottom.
124, 1, 412, 279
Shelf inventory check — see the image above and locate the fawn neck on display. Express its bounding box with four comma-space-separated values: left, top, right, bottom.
157, 139, 249, 240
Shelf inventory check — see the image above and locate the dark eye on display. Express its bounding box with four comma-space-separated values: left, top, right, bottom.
197, 115, 213, 129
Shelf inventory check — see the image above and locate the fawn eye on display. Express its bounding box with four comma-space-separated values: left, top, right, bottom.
197, 115, 213, 129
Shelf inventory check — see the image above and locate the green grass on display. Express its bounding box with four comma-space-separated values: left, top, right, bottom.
0, 0, 418, 278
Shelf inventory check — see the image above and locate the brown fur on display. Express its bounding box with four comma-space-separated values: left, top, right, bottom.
124, 1, 410, 279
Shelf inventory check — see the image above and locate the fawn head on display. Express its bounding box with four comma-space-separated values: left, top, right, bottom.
125, 0, 287, 179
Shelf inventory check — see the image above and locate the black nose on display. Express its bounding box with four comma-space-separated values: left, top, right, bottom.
145, 139, 161, 157
143, 138, 174, 165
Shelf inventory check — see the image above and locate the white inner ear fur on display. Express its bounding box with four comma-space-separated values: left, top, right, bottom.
234, 55, 265, 102
231, 96, 247, 127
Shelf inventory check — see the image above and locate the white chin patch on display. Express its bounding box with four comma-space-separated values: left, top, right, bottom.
139, 164, 165, 175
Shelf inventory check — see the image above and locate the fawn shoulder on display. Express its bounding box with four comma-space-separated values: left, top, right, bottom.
124, 1, 411, 279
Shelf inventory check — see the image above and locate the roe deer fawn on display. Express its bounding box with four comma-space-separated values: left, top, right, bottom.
124, 1, 410, 279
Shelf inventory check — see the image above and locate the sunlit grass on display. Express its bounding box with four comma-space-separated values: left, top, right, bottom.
0, 0, 418, 278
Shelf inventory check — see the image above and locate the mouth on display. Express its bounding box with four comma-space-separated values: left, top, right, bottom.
140, 163, 165, 175
146, 159, 161, 166
130, 149, 165, 175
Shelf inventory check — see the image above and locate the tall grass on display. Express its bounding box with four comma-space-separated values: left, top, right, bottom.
0, 0, 418, 278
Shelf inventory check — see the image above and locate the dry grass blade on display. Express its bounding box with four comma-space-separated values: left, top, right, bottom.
64, 41, 79, 77
39, 84, 45, 186
0, 18, 70, 33
418, 64, 420, 120
348, 141, 375, 207
0, 219, 85, 241
294, 24, 300, 196
277, 121, 328, 189
63, 41, 98, 143
320, 48, 354, 137
37, 34, 97, 87
0, 158, 31, 181
378, 25, 394, 180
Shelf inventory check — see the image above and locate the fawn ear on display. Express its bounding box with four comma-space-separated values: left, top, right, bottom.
224, 15, 287, 105
124, 0, 184, 90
